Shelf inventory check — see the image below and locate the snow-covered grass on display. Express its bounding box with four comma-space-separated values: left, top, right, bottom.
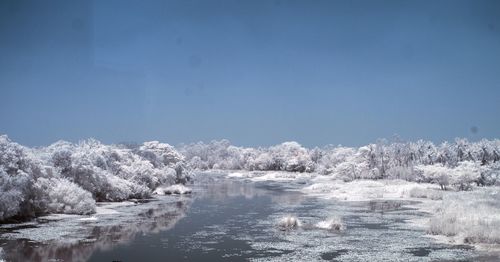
409, 187, 443, 200
428, 187, 500, 244
303, 178, 439, 201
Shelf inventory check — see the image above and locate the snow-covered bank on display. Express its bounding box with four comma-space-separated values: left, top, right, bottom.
429, 188, 500, 245
0, 135, 189, 222
0, 195, 191, 262
223, 170, 500, 248
154, 184, 192, 195
181, 139, 500, 188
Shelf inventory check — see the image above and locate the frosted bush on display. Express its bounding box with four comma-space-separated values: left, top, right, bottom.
48, 139, 179, 201
315, 216, 345, 231
479, 162, 500, 186
415, 164, 452, 190
154, 184, 192, 195
137, 141, 188, 184
32, 177, 95, 215
0, 169, 30, 220
277, 215, 301, 230
0, 136, 44, 220
138, 141, 184, 167
269, 142, 314, 172
451, 161, 482, 191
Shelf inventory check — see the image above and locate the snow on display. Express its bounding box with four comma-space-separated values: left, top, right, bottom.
222, 170, 500, 247
277, 215, 301, 230
409, 187, 443, 200
302, 178, 439, 202
315, 216, 345, 231
78, 216, 98, 221
428, 187, 500, 245
154, 184, 192, 195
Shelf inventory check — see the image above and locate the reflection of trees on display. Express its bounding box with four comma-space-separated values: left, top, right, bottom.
197, 178, 305, 206
2, 198, 191, 262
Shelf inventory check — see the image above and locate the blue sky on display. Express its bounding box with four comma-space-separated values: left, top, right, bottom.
1, 0, 499, 147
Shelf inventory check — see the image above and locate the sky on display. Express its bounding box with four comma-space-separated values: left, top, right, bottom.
1, 0, 500, 147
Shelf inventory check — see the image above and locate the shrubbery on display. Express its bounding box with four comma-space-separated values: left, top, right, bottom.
181, 138, 500, 188
0, 135, 189, 222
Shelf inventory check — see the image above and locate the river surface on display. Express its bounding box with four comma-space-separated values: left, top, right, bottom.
1, 173, 499, 261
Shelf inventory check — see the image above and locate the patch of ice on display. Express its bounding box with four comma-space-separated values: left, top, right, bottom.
79, 216, 98, 221
39, 213, 82, 221
227, 172, 249, 178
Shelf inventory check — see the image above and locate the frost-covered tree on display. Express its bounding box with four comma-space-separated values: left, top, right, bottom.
451, 161, 483, 191
415, 164, 452, 190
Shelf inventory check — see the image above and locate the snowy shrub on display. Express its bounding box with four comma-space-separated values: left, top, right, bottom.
277, 215, 301, 230
415, 164, 452, 190
0, 168, 30, 220
0, 135, 194, 221
315, 216, 345, 231
138, 141, 184, 167
154, 184, 192, 195
32, 177, 95, 215
247, 152, 274, 171
0, 135, 43, 220
187, 156, 208, 170
479, 162, 500, 186
334, 161, 361, 182
269, 142, 314, 172
451, 161, 482, 191
52, 138, 187, 196
137, 141, 188, 184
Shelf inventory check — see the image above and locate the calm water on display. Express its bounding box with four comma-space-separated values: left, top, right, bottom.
1, 174, 499, 261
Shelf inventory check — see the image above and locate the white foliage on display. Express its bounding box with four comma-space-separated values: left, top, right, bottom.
154, 184, 192, 195
277, 215, 301, 230
315, 216, 345, 231
0, 135, 190, 222
415, 164, 452, 189
32, 177, 95, 215
0, 168, 29, 220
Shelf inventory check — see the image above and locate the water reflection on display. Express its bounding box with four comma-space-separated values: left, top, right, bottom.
0, 197, 191, 262
195, 173, 306, 206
